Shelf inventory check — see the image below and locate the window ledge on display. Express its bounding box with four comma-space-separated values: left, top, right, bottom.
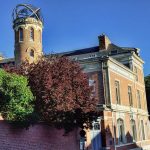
116, 142, 135, 147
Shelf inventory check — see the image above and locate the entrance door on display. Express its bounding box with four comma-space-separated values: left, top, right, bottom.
90, 121, 102, 150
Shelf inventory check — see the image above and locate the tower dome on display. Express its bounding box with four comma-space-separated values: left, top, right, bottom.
12, 4, 44, 66
12, 4, 43, 23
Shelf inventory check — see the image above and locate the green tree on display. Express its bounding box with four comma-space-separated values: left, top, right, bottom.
145, 75, 150, 114
0, 69, 34, 122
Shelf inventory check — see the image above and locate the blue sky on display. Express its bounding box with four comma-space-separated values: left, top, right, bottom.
0, 0, 150, 75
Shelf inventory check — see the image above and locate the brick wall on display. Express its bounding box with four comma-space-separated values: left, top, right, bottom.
0, 121, 79, 150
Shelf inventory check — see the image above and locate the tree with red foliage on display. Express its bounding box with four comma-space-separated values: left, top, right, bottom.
6, 56, 99, 131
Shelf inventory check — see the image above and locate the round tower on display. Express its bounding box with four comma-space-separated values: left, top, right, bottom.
12, 4, 44, 66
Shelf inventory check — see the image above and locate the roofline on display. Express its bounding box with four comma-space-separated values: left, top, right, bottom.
107, 56, 135, 75
132, 52, 144, 64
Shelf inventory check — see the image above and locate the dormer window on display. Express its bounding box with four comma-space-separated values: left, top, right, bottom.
124, 63, 130, 68
110, 50, 118, 55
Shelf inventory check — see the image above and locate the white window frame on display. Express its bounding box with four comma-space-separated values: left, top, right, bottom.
115, 80, 121, 105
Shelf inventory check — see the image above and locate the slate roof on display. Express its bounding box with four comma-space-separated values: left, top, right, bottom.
62, 46, 99, 56
58, 43, 139, 57
0, 42, 140, 65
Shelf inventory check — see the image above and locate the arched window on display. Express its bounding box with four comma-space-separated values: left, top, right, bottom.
39, 30, 41, 43
130, 119, 137, 141
19, 28, 23, 41
30, 27, 34, 41
117, 118, 125, 144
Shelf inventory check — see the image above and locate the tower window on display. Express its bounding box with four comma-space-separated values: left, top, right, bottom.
30, 27, 34, 41
39, 30, 41, 43
30, 49, 34, 57
19, 28, 23, 42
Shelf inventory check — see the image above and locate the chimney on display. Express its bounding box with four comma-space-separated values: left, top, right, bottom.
98, 34, 111, 50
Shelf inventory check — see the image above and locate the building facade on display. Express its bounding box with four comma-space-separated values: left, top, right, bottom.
64, 34, 150, 150
0, 4, 150, 150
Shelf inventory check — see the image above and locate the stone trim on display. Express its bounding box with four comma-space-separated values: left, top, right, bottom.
111, 104, 148, 116
109, 61, 134, 80
14, 24, 42, 31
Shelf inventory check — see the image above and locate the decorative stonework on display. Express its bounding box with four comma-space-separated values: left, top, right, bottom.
13, 18, 43, 31
116, 112, 125, 120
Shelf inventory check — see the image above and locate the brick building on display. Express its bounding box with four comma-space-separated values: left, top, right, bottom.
0, 3, 150, 150
64, 34, 150, 150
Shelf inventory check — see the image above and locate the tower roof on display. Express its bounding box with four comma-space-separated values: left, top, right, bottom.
12, 4, 43, 23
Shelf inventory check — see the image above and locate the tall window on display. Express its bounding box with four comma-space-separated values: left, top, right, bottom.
117, 119, 125, 144
145, 122, 148, 139
115, 81, 120, 104
137, 90, 141, 109
30, 27, 34, 41
89, 78, 96, 97
128, 86, 133, 106
141, 120, 145, 140
19, 28, 23, 42
130, 119, 137, 141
